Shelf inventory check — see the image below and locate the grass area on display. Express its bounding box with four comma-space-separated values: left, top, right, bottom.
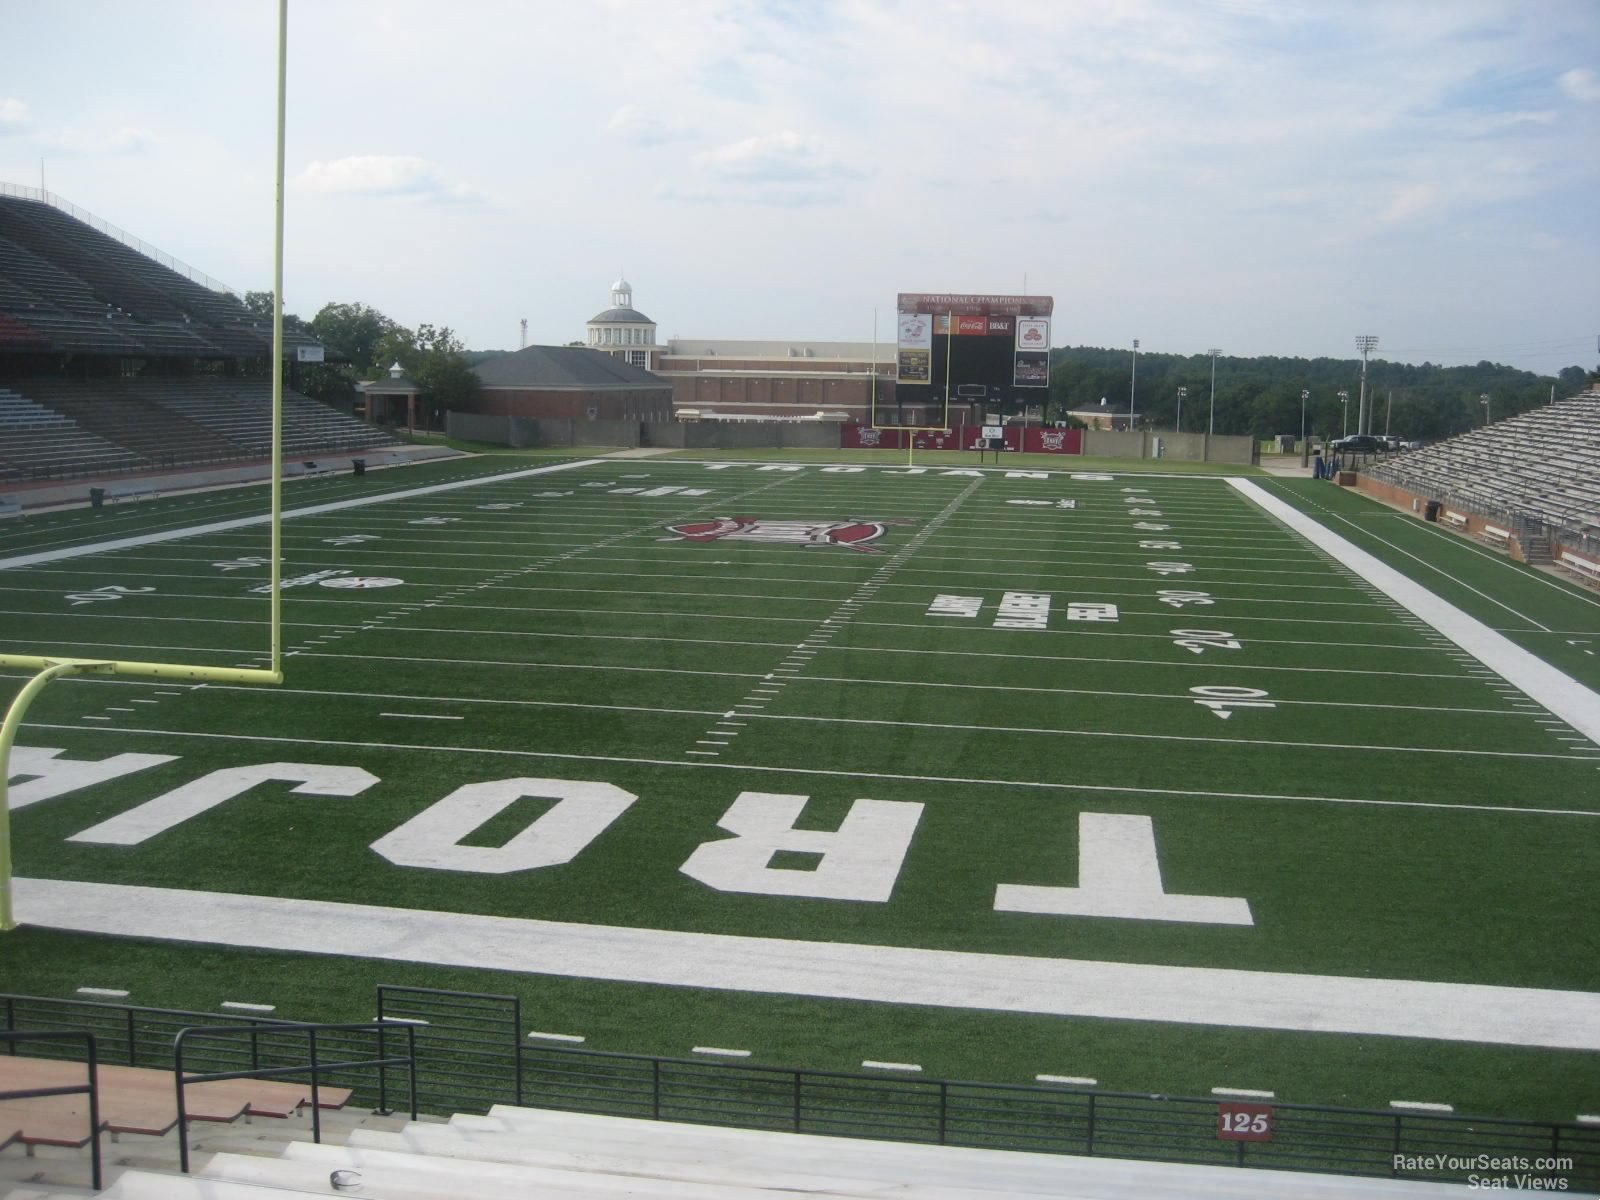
2, 455, 1596, 1123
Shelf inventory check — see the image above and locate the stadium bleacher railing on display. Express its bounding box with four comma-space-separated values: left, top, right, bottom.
3, 987, 1595, 1189
0, 183, 240, 299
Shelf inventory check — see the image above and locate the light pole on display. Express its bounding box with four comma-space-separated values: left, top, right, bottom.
1339, 390, 1350, 437
1207, 348, 1221, 435
1300, 389, 1309, 466
1480, 393, 1490, 426
1129, 339, 1140, 432
1355, 335, 1378, 434
1176, 386, 1186, 432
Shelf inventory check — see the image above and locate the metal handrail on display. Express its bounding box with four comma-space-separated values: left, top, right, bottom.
0, 1029, 102, 1190
518, 1041, 1599, 1187
172, 1020, 417, 1173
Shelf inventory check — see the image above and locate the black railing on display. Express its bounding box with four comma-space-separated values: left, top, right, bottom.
1, 993, 289, 1073
0, 1028, 102, 1190
517, 1044, 1599, 1188
172, 1020, 417, 1173
4, 989, 1596, 1191
376, 985, 521, 1113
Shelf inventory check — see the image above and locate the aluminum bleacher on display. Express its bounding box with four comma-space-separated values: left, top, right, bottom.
1364, 391, 1600, 552
0, 377, 401, 483
7, 1101, 1481, 1199
0, 190, 325, 360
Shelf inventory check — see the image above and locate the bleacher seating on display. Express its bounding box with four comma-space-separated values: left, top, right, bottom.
1365, 392, 1600, 543
0, 190, 410, 486
5, 1101, 1473, 1199
0, 192, 325, 360
0, 377, 400, 481
0, 385, 148, 481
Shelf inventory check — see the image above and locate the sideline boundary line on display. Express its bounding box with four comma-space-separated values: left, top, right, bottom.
1229, 479, 1600, 746
16, 876, 1599, 1051
0, 459, 607, 572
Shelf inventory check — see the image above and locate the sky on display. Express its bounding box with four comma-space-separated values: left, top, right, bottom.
2, 0, 1597, 376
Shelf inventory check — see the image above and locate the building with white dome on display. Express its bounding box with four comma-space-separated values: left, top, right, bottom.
585, 277, 662, 370
579, 275, 905, 422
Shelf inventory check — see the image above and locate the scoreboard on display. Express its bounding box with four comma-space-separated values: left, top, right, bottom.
886, 292, 1052, 428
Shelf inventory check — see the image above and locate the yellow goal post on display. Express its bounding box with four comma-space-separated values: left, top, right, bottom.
0, 1, 292, 930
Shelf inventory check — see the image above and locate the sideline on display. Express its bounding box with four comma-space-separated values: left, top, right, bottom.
1228, 478, 1600, 747
0, 459, 606, 572
16, 875, 1600, 1051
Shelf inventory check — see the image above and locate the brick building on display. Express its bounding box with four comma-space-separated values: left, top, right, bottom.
467, 344, 673, 422
580, 278, 906, 423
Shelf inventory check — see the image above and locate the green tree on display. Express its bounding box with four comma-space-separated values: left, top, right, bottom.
369, 321, 482, 412
311, 302, 402, 375
240, 290, 310, 333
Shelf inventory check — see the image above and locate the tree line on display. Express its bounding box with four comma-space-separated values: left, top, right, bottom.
1045, 346, 1594, 441
243, 294, 482, 412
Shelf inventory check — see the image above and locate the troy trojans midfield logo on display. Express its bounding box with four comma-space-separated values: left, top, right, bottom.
660, 516, 912, 554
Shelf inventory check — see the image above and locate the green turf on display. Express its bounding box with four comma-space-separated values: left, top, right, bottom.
2, 454, 1596, 1123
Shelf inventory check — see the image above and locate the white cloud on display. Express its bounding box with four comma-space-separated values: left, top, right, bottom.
0, 97, 29, 135
1557, 67, 1600, 102
294, 155, 482, 204
41, 123, 153, 156
694, 131, 860, 184
1375, 183, 1442, 227
606, 106, 693, 147
673, 131, 867, 207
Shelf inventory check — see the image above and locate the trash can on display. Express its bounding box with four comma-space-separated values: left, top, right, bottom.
89, 487, 106, 509
1424, 499, 1441, 522
352, 459, 366, 477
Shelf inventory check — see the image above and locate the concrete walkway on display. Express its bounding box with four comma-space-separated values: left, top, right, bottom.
1257, 454, 1315, 477
0, 443, 465, 513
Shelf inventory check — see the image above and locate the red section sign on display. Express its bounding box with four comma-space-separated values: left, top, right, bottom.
1216, 1103, 1273, 1142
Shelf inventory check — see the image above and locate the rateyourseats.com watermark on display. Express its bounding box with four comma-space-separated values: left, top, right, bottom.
1394, 1154, 1578, 1190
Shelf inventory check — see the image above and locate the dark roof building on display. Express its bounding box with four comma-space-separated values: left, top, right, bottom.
468, 344, 673, 423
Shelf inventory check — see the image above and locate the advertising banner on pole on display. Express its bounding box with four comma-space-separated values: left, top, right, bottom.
1014, 317, 1050, 387
896, 311, 932, 383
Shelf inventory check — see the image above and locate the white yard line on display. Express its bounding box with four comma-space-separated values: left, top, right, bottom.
26, 722, 1599, 819
1229, 479, 1600, 746
0, 459, 608, 571
746, 711, 1591, 760
16, 876, 1600, 1051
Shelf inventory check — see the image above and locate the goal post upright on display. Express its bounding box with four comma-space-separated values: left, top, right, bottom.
269, 0, 287, 677
0, 0, 290, 931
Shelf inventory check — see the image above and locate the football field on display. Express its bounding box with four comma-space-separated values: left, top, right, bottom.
3, 452, 1598, 1123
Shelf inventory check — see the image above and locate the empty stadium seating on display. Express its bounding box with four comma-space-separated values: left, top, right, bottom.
1364, 392, 1600, 545
0, 191, 323, 359
0, 377, 399, 482
4, 1100, 1475, 1198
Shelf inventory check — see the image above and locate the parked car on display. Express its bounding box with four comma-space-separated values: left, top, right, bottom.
1331, 434, 1386, 454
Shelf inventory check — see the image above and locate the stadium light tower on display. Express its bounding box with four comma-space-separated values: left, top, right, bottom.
1355, 335, 1379, 434
1129, 339, 1140, 431
1207, 348, 1222, 434
1480, 392, 1491, 425
1176, 386, 1186, 432
1339, 389, 1350, 437
1300, 389, 1310, 466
